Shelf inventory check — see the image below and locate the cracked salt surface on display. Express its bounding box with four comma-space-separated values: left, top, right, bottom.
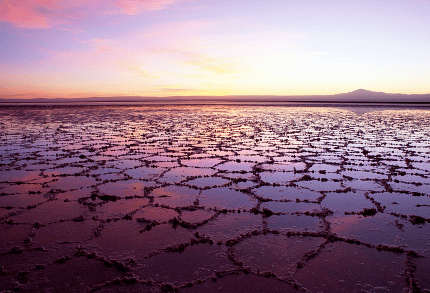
1, 104, 430, 292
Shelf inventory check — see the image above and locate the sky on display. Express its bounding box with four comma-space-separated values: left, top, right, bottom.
1, 0, 430, 99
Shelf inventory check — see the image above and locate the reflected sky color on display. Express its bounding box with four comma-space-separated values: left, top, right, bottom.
1, 105, 430, 290
1, 0, 430, 99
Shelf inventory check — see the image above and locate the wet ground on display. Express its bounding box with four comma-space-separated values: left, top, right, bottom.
1, 104, 430, 292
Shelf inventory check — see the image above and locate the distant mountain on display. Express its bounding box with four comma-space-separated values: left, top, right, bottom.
332, 89, 411, 102
339, 89, 390, 96
1, 90, 430, 103
283, 89, 429, 102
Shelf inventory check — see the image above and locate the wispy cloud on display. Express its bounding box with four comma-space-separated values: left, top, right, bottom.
159, 86, 194, 92
183, 53, 238, 75
107, 0, 189, 15
117, 61, 160, 79
0, 0, 193, 29
143, 47, 240, 75
0, 0, 90, 28
136, 20, 241, 75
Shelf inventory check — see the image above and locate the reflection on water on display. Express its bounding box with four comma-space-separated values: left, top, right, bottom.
1, 104, 430, 292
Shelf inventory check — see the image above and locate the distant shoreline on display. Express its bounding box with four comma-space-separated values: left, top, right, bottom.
1, 100, 430, 108
2, 89, 430, 104
2, 100, 430, 103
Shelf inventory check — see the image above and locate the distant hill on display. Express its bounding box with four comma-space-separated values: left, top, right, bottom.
331, 89, 419, 102
1, 89, 430, 103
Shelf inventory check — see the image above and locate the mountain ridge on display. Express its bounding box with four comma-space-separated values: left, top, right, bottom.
1, 90, 430, 103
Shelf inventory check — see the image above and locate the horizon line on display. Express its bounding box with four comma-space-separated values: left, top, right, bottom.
2, 89, 430, 103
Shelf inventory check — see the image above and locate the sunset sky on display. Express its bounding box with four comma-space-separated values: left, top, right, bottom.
1, 0, 429, 99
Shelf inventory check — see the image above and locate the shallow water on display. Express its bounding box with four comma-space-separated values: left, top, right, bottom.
1, 104, 430, 292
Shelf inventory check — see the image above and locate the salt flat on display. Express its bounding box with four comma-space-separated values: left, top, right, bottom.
1, 104, 430, 292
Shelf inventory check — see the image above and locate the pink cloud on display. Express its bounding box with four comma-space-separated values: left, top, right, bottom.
0, 0, 193, 29
0, 0, 90, 28
0, 1, 50, 28
110, 0, 175, 15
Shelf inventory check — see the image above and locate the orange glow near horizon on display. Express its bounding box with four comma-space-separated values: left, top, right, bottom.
1, 0, 430, 99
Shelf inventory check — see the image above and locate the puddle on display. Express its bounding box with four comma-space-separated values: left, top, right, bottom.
160, 167, 216, 183
0, 224, 32, 254
98, 180, 155, 198
38, 258, 122, 291
199, 187, 256, 210
235, 234, 325, 277
372, 192, 430, 218
181, 271, 298, 293
254, 186, 322, 201
259, 171, 302, 184
261, 201, 320, 214
415, 256, 430, 290
11, 200, 90, 224
136, 244, 235, 285
0, 193, 47, 208
186, 177, 230, 188
197, 212, 262, 243
182, 158, 222, 168
294, 242, 407, 293
87, 222, 194, 261
265, 214, 324, 233
124, 166, 163, 180
94, 197, 151, 220
180, 209, 216, 224
133, 206, 179, 223
321, 191, 375, 213
152, 186, 200, 207
32, 220, 99, 245
215, 161, 255, 172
